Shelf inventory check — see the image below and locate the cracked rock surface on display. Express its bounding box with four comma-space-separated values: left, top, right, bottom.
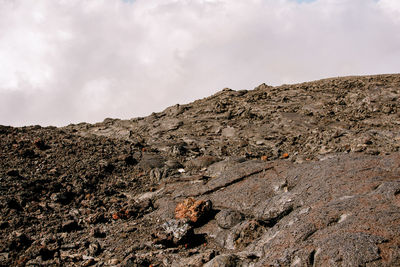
1, 74, 400, 266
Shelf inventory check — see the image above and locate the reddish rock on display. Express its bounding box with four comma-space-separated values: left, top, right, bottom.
175, 198, 212, 223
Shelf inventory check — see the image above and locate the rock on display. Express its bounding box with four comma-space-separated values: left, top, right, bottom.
138, 153, 165, 170
221, 127, 236, 138
112, 199, 154, 220
39, 246, 56, 261
149, 167, 168, 183
152, 219, 194, 246
253, 192, 295, 225
33, 138, 49, 150
203, 254, 240, 267
7, 198, 22, 211
8, 233, 32, 252
123, 155, 137, 165
185, 156, 220, 171
216, 220, 264, 250
61, 220, 81, 232
108, 258, 120, 265
81, 258, 96, 267
0, 253, 9, 262
6, 169, 19, 177
165, 159, 183, 169
175, 198, 213, 223
205, 157, 246, 178
90, 227, 106, 238
0, 221, 9, 229
172, 249, 216, 266
88, 241, 101, 256
20, 148, 36, 158
215, 209, 243, 229
50, 191, 75, 205
314, 232, 385, 266
86, 213, 107, 224
98, 160, 115, 173
160, 118, 183, 131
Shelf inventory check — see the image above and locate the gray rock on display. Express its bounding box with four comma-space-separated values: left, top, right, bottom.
185, 156, 220, 171
138, 153, 165, 170
215, 209, 243, 229
253, 192, 295, 225
153, 219, 194, 246
215, 220, 264, 250
203, 254, 240, 267
88, 241, 101, 256
314, 232, 385, 266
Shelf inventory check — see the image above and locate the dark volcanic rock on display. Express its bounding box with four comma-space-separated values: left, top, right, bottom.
1, 74, 400, 266
215, 209, 244, 229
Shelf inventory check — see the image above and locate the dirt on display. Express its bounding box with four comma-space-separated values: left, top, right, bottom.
1, 74, 400, 266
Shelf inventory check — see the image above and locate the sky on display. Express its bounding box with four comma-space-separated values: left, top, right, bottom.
0, 0, 399, 127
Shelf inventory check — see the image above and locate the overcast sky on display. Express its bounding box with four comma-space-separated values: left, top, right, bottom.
0, 0, 399, 126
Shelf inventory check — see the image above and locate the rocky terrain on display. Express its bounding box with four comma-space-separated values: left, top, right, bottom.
1, 74, 400, 266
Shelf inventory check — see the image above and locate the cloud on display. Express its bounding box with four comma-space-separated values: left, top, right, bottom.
0, 0, 399, 126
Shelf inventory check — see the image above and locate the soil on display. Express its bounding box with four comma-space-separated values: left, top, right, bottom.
1, 74, 400, 266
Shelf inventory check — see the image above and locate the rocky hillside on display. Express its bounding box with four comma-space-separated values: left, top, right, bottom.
1, 74, 400, 266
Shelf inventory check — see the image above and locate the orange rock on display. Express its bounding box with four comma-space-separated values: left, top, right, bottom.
175, 198, 212, 223
282, 153, 289, 159
261, 155, 268, 161
112, 213, 119, 220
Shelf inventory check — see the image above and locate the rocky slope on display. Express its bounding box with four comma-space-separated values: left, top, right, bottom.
1, 74, 400, 266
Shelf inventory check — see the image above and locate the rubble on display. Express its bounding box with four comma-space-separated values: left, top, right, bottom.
1, 74, 400, 265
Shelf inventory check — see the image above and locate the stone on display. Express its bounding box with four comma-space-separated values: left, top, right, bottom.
6, 169, 19, 177
216, 220, 264, 250
123, 155, 137, 165
215, 209, 243, 229
8, 232, 32, 252
185, 156, 220, 171
203, 254, 240, 267
314, 233, 385, 266
61, 220, 81, 232
33, 138, 49, 150
90, 227, 106, 238
39, 246, 56, 261
50, 191, 75, 205
253, 192, 295, 225
138, 153, 165, 170
88, 241, 101, 256
152, 219, 194, 246
86, 213, 107, 224
108, 259, 120, 265
175, 198, 212, 223
221, 127, 236, 138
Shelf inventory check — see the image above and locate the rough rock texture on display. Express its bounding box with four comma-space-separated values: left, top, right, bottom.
1, 74, 400, 266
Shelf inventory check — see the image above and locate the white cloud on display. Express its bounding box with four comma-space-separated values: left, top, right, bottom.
0, 0, 399, 126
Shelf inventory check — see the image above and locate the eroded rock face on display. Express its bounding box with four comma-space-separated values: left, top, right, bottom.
1, 74, 400, 266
